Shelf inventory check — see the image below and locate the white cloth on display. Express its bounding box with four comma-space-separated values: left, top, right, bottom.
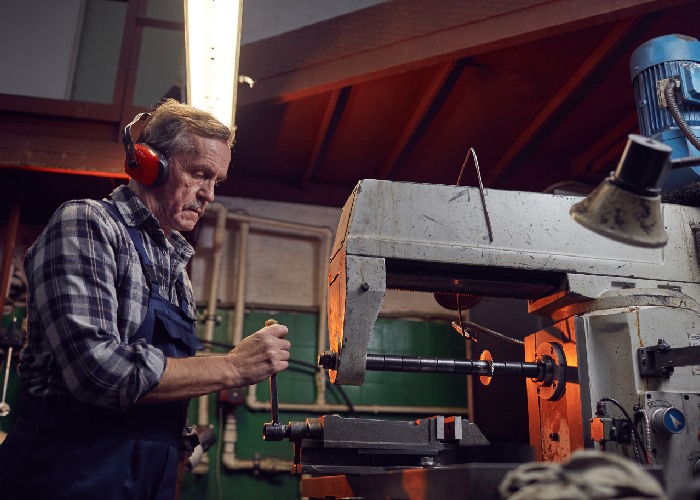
498, 450, 667, 500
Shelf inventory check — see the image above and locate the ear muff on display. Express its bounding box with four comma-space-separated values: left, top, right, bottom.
122, 112, 168, 186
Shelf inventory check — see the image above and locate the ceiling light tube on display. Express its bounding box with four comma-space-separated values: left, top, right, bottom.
185, 0, 244, 132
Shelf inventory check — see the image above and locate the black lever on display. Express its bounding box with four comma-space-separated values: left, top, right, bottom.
262, 319, 288, 441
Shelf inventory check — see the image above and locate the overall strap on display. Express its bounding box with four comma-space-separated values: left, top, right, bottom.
99, 200, 160, 292
174, 275, 189, 312
99, 200, 192, 313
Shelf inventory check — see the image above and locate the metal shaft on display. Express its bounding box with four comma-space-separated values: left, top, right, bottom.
364, 353, 544, 380
269, 373, 280, 424
265, 318, 280, 424
262, 318, 287, 440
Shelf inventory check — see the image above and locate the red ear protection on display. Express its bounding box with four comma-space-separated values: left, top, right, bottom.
122, 112, 168, 185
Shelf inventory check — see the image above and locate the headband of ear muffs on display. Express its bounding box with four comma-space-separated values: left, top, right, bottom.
121, 112, 168, 186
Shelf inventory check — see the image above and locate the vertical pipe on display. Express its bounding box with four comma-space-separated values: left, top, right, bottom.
232, 221, 250, 346
198, 203, 228, 428
1, 198, 21, 305
314, 233, 330, 405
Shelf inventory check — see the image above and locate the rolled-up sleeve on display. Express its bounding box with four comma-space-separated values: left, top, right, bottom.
26, 201, 166, 410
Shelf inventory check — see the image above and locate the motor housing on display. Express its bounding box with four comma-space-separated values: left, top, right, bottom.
630, 34, 700, 189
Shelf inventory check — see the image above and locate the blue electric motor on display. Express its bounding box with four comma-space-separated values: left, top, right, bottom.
630, 34, 700, 190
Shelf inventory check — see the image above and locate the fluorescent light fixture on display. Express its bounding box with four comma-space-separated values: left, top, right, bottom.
185, 0, 244, 132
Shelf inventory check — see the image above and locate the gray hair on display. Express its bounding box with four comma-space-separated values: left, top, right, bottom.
137, 99, 234, 158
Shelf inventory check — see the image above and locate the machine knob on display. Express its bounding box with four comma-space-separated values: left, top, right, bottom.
318, 351, 338, 370
263, 422, 288, 441
650, 406, 686, 436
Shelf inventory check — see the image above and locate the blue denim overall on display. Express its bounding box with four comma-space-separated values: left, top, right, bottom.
0, 201, 202, 500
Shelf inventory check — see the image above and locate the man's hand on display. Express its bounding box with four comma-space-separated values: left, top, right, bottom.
138, 323, 291, 404
225, 323, 290, 386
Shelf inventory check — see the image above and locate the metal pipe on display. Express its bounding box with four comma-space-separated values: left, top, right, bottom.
0, 198, 21, 419
198, 203, 229, 430
314, 230, 330, 406
1, 198, 21, 304
232, 220, 249, 346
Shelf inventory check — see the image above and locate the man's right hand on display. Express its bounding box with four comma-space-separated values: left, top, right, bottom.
225, 323, 290, 386
138, 322, 291, 404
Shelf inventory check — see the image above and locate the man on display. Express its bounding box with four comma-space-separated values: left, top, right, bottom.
0, 99, 291, 499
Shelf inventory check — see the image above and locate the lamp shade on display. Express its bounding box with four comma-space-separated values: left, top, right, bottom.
570, 134, 671, 248
570, 179, 667, 247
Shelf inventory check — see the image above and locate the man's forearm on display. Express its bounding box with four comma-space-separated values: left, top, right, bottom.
137, 355, 235, 404
137, 323, 291, 404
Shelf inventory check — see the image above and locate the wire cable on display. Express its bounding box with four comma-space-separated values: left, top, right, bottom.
197, 338, 356, 414
636, 408, 653, 465
599, 397, 649, 465
456, 294, 474, 343
665, 81, 700, 152
456, 147, 493, 242
451, 319, 524, 346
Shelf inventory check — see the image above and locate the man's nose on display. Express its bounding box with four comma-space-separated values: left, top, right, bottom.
199, 181, 216, 202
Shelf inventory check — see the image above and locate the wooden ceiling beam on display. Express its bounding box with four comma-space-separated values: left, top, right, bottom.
483, 17, 638, 186
0, 132, 125, 176
116, 0, 149, 128
238, 0, 689, 107
0, 94, 119, 121
378, 61, 456, 180
570, 112, 639, 177
302, 88, 343, 189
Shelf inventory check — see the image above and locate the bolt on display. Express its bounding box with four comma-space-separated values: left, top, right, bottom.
361, 282, 370, 291
550, 433, 560, 442
318, 351, 338, 369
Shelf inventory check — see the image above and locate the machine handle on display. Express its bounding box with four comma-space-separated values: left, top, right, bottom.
262, 319, 288, 441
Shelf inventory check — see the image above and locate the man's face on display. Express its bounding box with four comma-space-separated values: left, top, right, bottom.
150, 135, 230, 234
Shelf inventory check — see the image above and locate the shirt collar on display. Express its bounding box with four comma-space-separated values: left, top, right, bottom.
107, 185, 194, 259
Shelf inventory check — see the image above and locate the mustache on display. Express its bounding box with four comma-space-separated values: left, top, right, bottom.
183, 201, 206, 212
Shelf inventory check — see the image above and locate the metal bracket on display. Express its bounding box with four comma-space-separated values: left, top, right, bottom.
691, 222, 700, 271
656, 77, 680, 108
637, 339, 700, 378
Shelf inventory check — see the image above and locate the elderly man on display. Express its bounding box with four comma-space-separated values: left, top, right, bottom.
0, 99, 291, 499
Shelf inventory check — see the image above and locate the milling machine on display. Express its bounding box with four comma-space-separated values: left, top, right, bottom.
262, 34, 700, 498
317, 173, 700, 493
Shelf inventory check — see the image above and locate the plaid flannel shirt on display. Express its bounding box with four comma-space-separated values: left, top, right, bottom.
19, 185, 197, 410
